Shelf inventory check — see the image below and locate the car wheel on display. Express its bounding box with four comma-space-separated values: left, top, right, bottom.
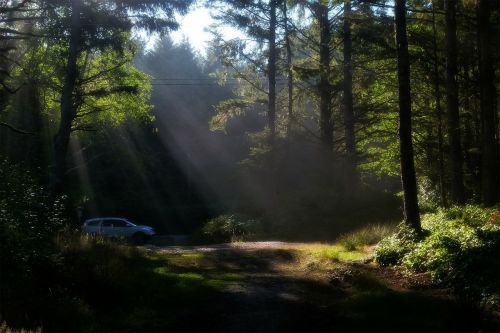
131, 232, 146, 245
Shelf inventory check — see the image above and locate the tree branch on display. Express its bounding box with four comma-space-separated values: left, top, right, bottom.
0, 122, 33, 135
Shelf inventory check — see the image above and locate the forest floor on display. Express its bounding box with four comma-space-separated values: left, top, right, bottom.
138, 241, 500, 332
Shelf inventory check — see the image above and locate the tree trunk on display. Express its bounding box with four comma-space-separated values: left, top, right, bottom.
343, 0, 356, 179
431, 1, 447, 206
477, 0, 499, 206
395, 0, 421, 232
50, 0, 82, 197
266, 0, 278, 213
268, 0, 277, 147
283, 0, 293, 140
445, 0, 465, 204
318, 1, 333, 150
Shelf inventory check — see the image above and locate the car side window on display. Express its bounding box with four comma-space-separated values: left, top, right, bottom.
101, 220, 113, 227
112, 220, 128, 227
87, 220, 100, 226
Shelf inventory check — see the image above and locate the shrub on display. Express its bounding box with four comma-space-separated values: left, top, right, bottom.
0, 160, 70, 329
201, 214, 263, 243
375, 205, 500, 307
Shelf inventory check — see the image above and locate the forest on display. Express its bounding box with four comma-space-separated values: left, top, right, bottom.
0, 0, 499, 332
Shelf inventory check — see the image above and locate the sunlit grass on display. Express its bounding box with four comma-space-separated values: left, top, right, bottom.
336, 224, 396, 251
307, 245, 373, 262
160, 251, 205, 264
152, 252, 243, 290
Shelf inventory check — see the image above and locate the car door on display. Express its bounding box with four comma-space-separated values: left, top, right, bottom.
86, 219, 101, 234
111, 219, 131, 238
99, 219, 114, 237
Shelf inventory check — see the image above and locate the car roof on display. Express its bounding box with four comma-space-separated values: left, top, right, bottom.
84, 217, 129, 221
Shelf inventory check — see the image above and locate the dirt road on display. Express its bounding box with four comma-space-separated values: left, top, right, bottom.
142, 242, 497, 332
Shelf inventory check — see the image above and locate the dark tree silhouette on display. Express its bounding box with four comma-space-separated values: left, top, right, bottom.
445, 0, 465, 205
477, 0, 499, 206
395, 0, 421, 232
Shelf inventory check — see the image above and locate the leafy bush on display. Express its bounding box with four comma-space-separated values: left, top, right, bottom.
417, 176, 441, 212
375, 223, 421, 265
0, 161, 70, 329
337, 224, 395, 251
375, 206, 500, 307
201, 214, 263, 243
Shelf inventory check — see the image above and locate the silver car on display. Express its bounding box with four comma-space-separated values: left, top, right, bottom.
82, 217, 155, 244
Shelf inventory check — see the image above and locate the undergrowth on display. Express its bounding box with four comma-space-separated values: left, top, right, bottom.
199, 214, 264, 243
3, 231, 239, 332
337, 224, 395, 251
375, 205, 500, 308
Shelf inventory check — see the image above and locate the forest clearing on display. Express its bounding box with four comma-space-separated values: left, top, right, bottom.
1, 0, 499, 331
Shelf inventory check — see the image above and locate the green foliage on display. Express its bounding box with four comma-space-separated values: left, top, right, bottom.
210, 99, 250, 131
374, 223, 420, 266
337, 224, 395, 251
24, 41, 153, 131
201, 214, 264, 243
417, 177, 441, 212
0, 160, 67, 266
376, 206, 500, 306
0, 160, 69, 329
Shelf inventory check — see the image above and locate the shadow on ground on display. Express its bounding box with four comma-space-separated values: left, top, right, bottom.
149, 246, 497, 332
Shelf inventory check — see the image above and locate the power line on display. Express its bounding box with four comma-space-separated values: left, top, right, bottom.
150, 83, 236, 86
148, 77, 288, 80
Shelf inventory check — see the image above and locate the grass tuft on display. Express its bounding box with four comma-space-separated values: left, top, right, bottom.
337, 224, 395, 251
0, 323, 41, 333
308, 245, 372, 262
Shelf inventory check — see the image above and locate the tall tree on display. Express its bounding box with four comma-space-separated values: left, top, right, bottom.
283, 0, 294, 140
343, 0, 356, 177
52, 0, 83, 196
431, 0, 447, 206
210, 0, 281, 146
477, 0, 498, 206
0, 0, 39, 133
394, 0, 421, 232
445, 0, 465, 204
268, 0, 277, 146
317, 0, 333, 150
49, 0, 192, 196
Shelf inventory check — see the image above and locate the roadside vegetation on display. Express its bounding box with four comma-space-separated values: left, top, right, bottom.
1, 164, 498, 332
2, 229, 238, 332
337, 224, 396, 251
376, 206, 500, 309
2, 209, 499, 331
1, 0, 499, 331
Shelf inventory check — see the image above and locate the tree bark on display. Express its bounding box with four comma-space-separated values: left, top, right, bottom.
343, 0, 356, 179
395, 0, 421, 232
283, 0, 293, 140
431, 1, 447, 206
445, 0, 465, 204
50, 0, 82, 197
477, 0, 499, 206
268, 0, 277, 147
318, 1, 333, 150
